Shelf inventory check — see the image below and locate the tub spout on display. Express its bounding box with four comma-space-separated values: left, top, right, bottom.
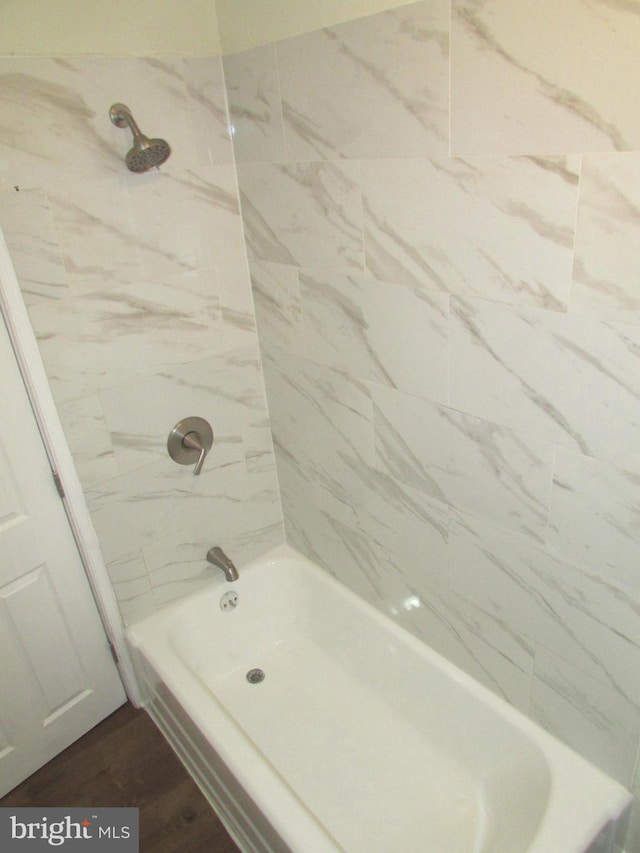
206, 546, 239, 582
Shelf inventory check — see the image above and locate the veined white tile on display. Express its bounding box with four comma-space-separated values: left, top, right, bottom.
221, 305, 259, 352
243, 417, 277, 477
0, 187, 68, 304
531, 647, 640, 785
300, 269, 448, 404
236, 160, 364, 269
144, 470, 283, 607
183, 56, 234, 166
572, 153, 640, 324
405, 584, 535, 712
250, 261, 305, 355
87, 457, 253, 565
145, 540, 218, 608
211, 463, 283, 553
318, 452, 449, 576
263, 346, 375, 482
106, 551, 157, 626
373, 384, 553, 541
98, 351, 257, 474
0, 58, 122, 187
450, 297, 640, 466
218, 265, 255, 319
27, 275, 226, 405
47, 176, 138, 295
0, 57, 192, 187
202, 265, 258, 352
278, 0, 449, 161
117, 591, 157, 626
548, 448, 640, 596
233, 519, 285, 563
302, 357, 375, 471
223, 44, 286, 164
451, 0, 640, 154
127, 164, 247, 281
276, 446, 324, 538
99, 57, 197, 173
57, 393, 119, 489
362, 155, 578, 309
283, 499, 387, 606
447, 509, 640, 709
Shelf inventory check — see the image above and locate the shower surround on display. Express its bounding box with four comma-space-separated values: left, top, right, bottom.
1, 0, 640, 848
0, 57, 284, 623
224, 0, 640, 847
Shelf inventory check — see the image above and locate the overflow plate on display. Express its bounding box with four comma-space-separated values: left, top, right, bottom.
220, 591, 238, 611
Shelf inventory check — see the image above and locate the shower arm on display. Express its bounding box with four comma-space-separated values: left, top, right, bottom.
109, 104, 149, 147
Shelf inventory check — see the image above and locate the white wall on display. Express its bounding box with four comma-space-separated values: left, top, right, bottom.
215, 0, 419, 54
0, 0, 413, 57
0, 0, 220, 55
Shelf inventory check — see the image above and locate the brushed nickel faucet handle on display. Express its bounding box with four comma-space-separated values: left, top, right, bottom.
167, 417, 213, 476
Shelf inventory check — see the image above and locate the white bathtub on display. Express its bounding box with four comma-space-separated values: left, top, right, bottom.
126, 544, 631, 853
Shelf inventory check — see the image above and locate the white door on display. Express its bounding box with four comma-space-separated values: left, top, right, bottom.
0, 310, 126, 798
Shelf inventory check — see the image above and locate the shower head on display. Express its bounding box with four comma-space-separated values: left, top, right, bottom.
109, 103, 171, 173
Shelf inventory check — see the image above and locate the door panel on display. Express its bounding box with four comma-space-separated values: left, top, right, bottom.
0, 310, 126, 798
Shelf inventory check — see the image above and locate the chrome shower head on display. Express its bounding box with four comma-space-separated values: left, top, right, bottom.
109, 103, 171, 173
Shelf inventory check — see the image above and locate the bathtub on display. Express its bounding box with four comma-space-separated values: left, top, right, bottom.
126, 544, 631, 853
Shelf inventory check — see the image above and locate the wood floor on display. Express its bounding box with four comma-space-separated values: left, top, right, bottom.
0, 702, 241, 853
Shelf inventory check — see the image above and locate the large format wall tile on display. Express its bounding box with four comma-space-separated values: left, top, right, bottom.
299, 269, 448, 404
127, 165, 248, 280
547, 448, 640, 596
57, 393, 119, 490
451, 0, 640, 155
362, 155, 579, 309
531, 648, 640, 786
251, 261, 306, 355
223, 44, 286, 164
264, 345, 375, 480
105, 551, 156, 627
373, 384, 553, 541
407, 581, 535, 712
0, 58, 193, 187
183, 57, 235, 167
0, 54, 284, 629
319, 452, 449, 586
0, 187, 68, 304
142, 467, 283, 607
571, 153, 640, 324
447, 510, 640, 709
97, 349, 260, 475
237, 160, 364, 269
450, 297, 640, 466
46, 177, 139, 295
277, 0, 449, 161
27, 278, 225, 405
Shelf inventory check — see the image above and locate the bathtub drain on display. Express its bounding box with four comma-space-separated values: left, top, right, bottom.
246, 668, 265, 684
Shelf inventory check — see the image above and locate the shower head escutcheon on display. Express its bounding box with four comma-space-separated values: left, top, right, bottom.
109, 102, 171, 173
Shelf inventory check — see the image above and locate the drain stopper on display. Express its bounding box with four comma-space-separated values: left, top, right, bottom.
246, 668, 265, 684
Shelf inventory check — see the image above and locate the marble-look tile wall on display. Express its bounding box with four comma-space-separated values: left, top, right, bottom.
224, 0, 640, 845
0, 57, 284, 624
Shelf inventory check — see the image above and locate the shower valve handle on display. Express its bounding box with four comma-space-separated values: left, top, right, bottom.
182, 431, 207, 475
167, 417, 214, 476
